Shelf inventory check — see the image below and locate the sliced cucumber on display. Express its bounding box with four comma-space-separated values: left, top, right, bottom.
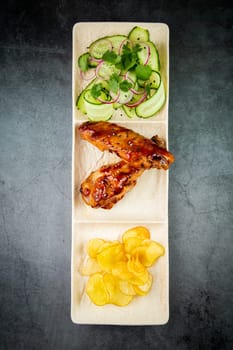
116, 89, 133, 104
132, 82, 143, 91
78, 52, 90, 72
137, 41, 160, 71
89, 37, 113, 59
137, 79, 146, 88
126, 71, 137, 86
126, 87, 145, 104
128, 26, 150, 42
76, 79, 98, 114
122, 105, 137, 118
83, 89, 114, 120
84, 90, 110, 105
88, 114, 112, 122
97, 62, 120, 79
137, 43, 150, 66
113, 102, 122, 110
88, 59, 98, 68
76, 91, 86, 114
137, 72, 160, 89
135, 80, 165, 118
84, 100, 114, 121
147, 42, 160, 71
149, 71, 161, 89
109, 35, 127, 53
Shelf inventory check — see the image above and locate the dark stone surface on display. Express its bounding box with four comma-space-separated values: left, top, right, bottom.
0, 0, 233, 349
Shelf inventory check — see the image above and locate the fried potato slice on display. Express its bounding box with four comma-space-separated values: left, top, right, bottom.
122, 226, 150, 243
134, 273, 153, 296
112, 261, 133, 280
132, 241, 165, 267
97, 243, 126, 272
79, 257, 102, 276
118, 280, 136, 296
86, 273, 109, 306
87, 238, 106, 258
127, 255, 149, 285
123, 236, 145, 254
103, 273, 134, 306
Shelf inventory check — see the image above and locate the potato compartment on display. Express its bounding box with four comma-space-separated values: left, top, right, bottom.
71, 222, 169, 325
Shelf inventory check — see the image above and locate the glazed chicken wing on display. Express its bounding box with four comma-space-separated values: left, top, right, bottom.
78, 121, 175, 170
80, 161, 144, 209
79, 134, 168, 209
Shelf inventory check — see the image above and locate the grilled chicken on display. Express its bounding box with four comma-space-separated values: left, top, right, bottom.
79, 134, 169, 209
78, 121, 175, 170
80, 161, 144, 209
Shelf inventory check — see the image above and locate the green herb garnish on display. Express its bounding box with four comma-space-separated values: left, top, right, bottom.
135, 64, 152, 80
118, 43, 142, 71
119, 80, 132, 92
91, 83, 103, 99
108, 73, 120, 93
103, 50, 120, 64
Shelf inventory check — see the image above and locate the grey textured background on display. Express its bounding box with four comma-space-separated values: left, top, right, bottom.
0, 0, 233, 349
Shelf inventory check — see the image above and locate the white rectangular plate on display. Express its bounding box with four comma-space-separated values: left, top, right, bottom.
72, 22, 170, 325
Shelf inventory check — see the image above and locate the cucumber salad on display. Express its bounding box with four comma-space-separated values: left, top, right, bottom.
76, 26, 165, 121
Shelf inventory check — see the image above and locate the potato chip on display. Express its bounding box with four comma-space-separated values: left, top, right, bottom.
86, 273, 109, 306
127, 255, 149, 285
79, 257, 101, 276
118, 280, 136, 296
112, 261, 133, 280
122, 226, 150, 243
98, 240, 120, 252
132, 241, 165, 267
123, 236, 145, 254
103, 273, 133, 306
134, 273, 153, 296
87, 238, 106, 258
97, 243, 125, 272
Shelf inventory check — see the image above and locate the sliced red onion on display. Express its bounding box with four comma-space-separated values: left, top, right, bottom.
123, 71, 131, 80
123, 72, 135, 86
80, 69, 96, 81
89, 57, 103, 64
129, 87, 145, 95
118, 39, 132, 55
125, 92, 147, 107
97, 90, 120, 104
95, 61, 105, 79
